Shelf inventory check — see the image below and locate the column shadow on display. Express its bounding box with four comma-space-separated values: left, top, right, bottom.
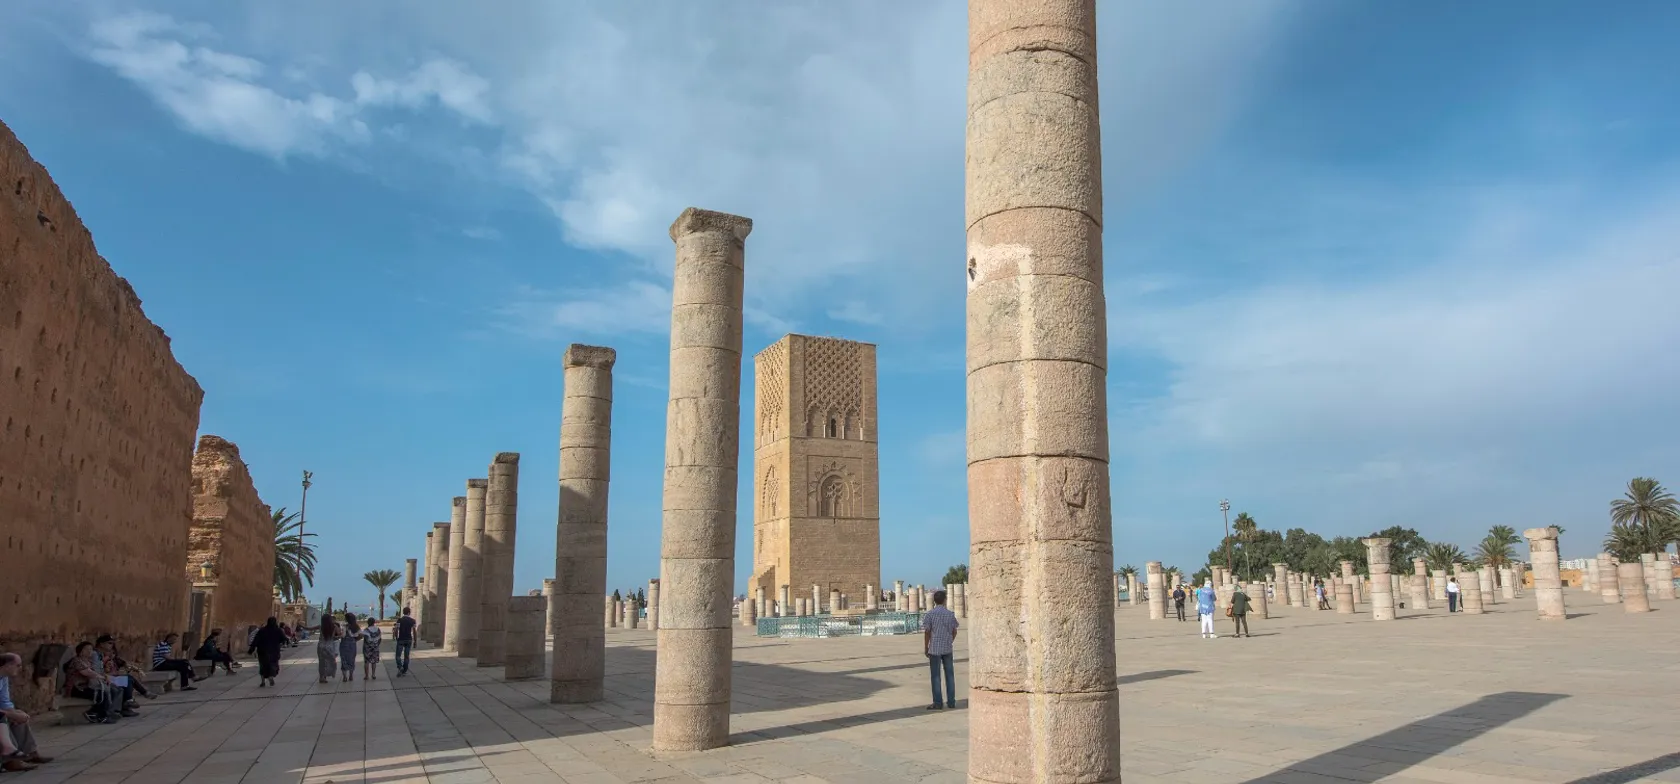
1238, 691, 1567, 783
1565, 752, 1680, 784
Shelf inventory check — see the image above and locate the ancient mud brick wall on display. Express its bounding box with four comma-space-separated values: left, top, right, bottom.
189, 435, 274, 645
0, 119, 203, 710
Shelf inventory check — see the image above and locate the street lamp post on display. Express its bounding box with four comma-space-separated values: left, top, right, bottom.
1220, 499, 1233, 579
299, 470, 313, 544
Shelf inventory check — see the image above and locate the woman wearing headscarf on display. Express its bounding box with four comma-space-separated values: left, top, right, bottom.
248, 617, 286, 687
338, 613, 362, 683
361, 618, 383, 681
316, 612, 339, 684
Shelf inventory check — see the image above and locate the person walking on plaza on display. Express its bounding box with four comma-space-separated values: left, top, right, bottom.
393, 607, 417, 676
1230, 584, 1253, 638
1315, 580, 1330, 610
0, 653, 52, 771
361, 618, 383, 681
338, 613, 362, 683
1172, 584, 1187, 621
1446, 578, 1460, 613
249, 618, 286, 688
920, 589, 960, 710
316, 613, 340, 684
1196, 580, 1217, 639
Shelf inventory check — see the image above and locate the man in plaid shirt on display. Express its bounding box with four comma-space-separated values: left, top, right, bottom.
921, 590, 960, 710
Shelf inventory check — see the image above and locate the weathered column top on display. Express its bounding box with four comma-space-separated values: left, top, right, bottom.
453, 496, 466, 508
467, 478, 489, 489
669, 207, 753, 242
565, 344, 618, 369
1522, 526, 1560, 541
493, 452, 520, 465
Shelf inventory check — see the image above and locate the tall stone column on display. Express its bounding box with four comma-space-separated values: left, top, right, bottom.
1652, 556, 1676, 600
1288, 575, 1305, 607
779, 585, 791, 617
420, 531, 435, 631
1362, 538, 1395, 621
403, 558, 418, 616
443, 496, 468, 652
1271, 564, 1288, 605
1247, 582, 1269, 619
552, 344, 615, 703
812, 585, 822, 614
451, 479, 488, 657
1338, 561, 1356, 605
504, 596, 546, 681
967, 2, 1118, 780
865, 585, 879, 611
428, 522, 452, 643
957, 583, 969, 618
1619, 560, 1652, 612
894, 580, 905, 612
604, 597, 616, 628
1478, 568, 1496, 606
908, 590, 921, 613
1409, 558, 1430, 610
1522, 527, 1565, 620
741, 596, 757, 626
830, 589, 842, 614
543, 579, 557, 639
1334, 583, 1354, 614
476, 453, 521, 667
1431, 569, 1448, 601
1499, 568, 1515, 600
1597, 553, 1621, 604
1123, 573, 1136, 607
1146, 562, 1165, 620
653, 207, 751, 753
647, 579, 661, 630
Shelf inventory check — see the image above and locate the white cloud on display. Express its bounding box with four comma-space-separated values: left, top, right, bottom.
84, 11, 494, 160
828, 301, 885, 327
496, 280, 672, 339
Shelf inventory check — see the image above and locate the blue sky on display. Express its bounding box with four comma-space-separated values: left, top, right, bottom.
4, 2, 1678, 612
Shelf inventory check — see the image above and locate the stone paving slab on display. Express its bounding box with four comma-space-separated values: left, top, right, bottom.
20, 594, 1680, 782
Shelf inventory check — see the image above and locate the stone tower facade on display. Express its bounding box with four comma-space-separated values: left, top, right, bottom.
752, 334, 880, 605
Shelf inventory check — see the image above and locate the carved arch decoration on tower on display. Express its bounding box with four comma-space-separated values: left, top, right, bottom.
762, 465, 779, 518
807, 459, 858, 518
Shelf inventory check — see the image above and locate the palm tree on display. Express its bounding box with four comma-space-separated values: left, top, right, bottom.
1232, 512, 1258, 579
1423, 542, 1467, 572
1487, 525, 1519, 547
1475, 536, 1513, 572
388, 591, 404, 614
272, 508, 318, 602
1610, 477, 1680, 555
942, 564, 969, 585
364, 569, 402, 619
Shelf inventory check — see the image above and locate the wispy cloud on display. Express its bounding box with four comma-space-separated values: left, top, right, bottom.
496, 280, 672, 340
461, 226, 501, 241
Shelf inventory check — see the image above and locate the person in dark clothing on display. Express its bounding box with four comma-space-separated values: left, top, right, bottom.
1171, 585, 1187, 621
393, 607, 417, 676
249, 618, 286, 687
195, 630, 237, 675
1229, 585, 1253, 638
151, 633, 198, 691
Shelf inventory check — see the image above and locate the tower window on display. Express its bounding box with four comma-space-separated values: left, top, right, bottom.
826, 417, 837, 438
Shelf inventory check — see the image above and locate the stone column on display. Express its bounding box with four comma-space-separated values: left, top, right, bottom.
626, 599, 639, 629
442, 495, 468, 652
893, 580, 904, 611
428, 522, 452, 643
1532, 530, 1565, 624
451, 479, 488, 657
477, 453, 521, 667
741, 596, 756, 626
1248, 581, 1269, 619
1338, 561, 1356, 606
957, 583, 969, 618
543, 579, 557, 639
796, 598, 808, 616
1146, 562, 1165, 620
1362, 538, 1395, 621
604, 596, 616, 628
1619, 561, 1651, 612
1584, 559, 1599, 592
1334, 583, 1354, 614
1652, 555, 1676, 600
830, 589, 841, 614
812, 585, 822, 614
1171, 572, 1182, 591
967, 2, 1118, 780
1125, 573, 1138, 607
552, 344, 615, 702
1598, 553, 1621, 604
1431, 569, 1447, 602
907, 590, 921, 613
504, 596, 545, 681
865, 585, 878, 611
1511, 563, 1527, 597
1409, 558, 1430, 610
1478, 568, 1496, 606
647, 579, 660, 631
653, 207, 751, 753
403, 558, 418, 617
1271, 564, 1288, 605
1462, 585, 1485, 614
1287, 575, 1305, 607
420, 531, 436, 635
1499, 568, 1515, 600
779, 585, 791, 617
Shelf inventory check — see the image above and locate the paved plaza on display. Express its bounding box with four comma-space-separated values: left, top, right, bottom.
21, 597, 1680, 783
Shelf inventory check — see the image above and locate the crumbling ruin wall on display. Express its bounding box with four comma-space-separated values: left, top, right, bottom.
0, 119, 204, 710
189, 435, 275, 647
